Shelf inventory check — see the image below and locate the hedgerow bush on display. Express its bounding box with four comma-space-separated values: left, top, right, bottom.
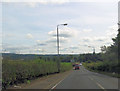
60, 62, 72, 72
83, 61, 119, 73
2, 59, 72, 88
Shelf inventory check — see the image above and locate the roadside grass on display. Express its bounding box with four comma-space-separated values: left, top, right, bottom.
2, 59, 72, 89
60, 62, 73, 72
83, 62, 120, 78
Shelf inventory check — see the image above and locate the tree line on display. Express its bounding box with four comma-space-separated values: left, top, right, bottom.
82, 28, 119, 75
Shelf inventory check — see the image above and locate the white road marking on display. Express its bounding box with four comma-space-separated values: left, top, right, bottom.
50, 71, 73, 90
96, 82, 107, 91
89, 77, 94, 81
96, 82, 105, 89
88, 77, 106, 91
51, 78, 64, 89
14, 85, 21, 88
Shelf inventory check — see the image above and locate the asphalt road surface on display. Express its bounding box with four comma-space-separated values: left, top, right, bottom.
54, 66, 118, 90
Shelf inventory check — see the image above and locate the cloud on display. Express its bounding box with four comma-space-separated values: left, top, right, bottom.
38, 43, 47, 46
2, 0, 70, 8
78, 36, 111, 50
2, 44, 32, 54
83, 16, 114, 25
46, 0, 69, 4
108, 25, 118, 30
81, 37, 92, 42
25, 2, 38, 8
95, 37, 105, 42
46, 37, 69, 43
81, 36, 110, 43
3, 34, 16, 39
26, 33, 33, 39
2, 0, 118, 3
2, 43, 45, 54
69, 45, 79, 49
2, 1, 118, 54
82, 29, 93, 33
106, 25, 118, 38
78, 25, 118, 51
34, 48, 42, 52
93, 37, 107, 42
36, 40, 47, 46
64, 15, 116, 27
36, 40, 41, 43
48, 27, 79, 38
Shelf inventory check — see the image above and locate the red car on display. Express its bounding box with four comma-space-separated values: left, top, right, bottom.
74, 65, 80, 70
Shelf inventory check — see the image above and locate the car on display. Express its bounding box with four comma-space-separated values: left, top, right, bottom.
74, 65, 80, 70
79, 63, 82, 66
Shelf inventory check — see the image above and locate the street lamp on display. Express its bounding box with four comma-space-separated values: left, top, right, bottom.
57, 23, 68, 72
88, 46, 95, 54
57, 23, 68, 55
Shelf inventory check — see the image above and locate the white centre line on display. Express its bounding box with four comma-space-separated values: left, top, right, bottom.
89, 77, 107, 91
89, 77, 94, 81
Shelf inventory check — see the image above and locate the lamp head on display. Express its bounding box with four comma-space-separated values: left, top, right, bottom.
63, 23, 68, 26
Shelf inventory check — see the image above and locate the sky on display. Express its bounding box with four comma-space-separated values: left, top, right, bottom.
1, 0, 119, 54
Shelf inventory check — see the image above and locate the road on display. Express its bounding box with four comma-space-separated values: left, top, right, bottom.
53, 66, 119, 90
8, 66, 119, 90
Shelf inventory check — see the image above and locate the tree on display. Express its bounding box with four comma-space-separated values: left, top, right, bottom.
101, 45, 107, 53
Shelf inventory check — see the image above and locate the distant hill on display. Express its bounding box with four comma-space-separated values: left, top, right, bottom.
2, 53, 38, 61
1, 53, 102, 62
1, 53, 79, 61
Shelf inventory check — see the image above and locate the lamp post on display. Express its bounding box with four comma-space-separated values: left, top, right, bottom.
57, 24, 67, 55
88, 46, 95, 54
57, 23, 67, 72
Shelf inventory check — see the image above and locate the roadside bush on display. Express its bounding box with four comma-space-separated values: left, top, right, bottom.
2, 59, 72, 88
84, 61, 119, 73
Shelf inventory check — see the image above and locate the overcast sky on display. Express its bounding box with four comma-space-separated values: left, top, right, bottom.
1, 0, 119, 54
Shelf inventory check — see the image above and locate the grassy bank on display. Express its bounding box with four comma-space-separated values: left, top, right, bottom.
2, 59, 72, 88
83, 62, 120, 78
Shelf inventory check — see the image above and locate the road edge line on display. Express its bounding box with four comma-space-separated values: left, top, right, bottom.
51, 71, 72, 90
51, 79, 64, 89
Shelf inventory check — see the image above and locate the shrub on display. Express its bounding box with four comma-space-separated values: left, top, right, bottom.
2, 59, 72, 88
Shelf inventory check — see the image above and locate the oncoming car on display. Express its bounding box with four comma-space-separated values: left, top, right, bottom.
79, 63, 82, 66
